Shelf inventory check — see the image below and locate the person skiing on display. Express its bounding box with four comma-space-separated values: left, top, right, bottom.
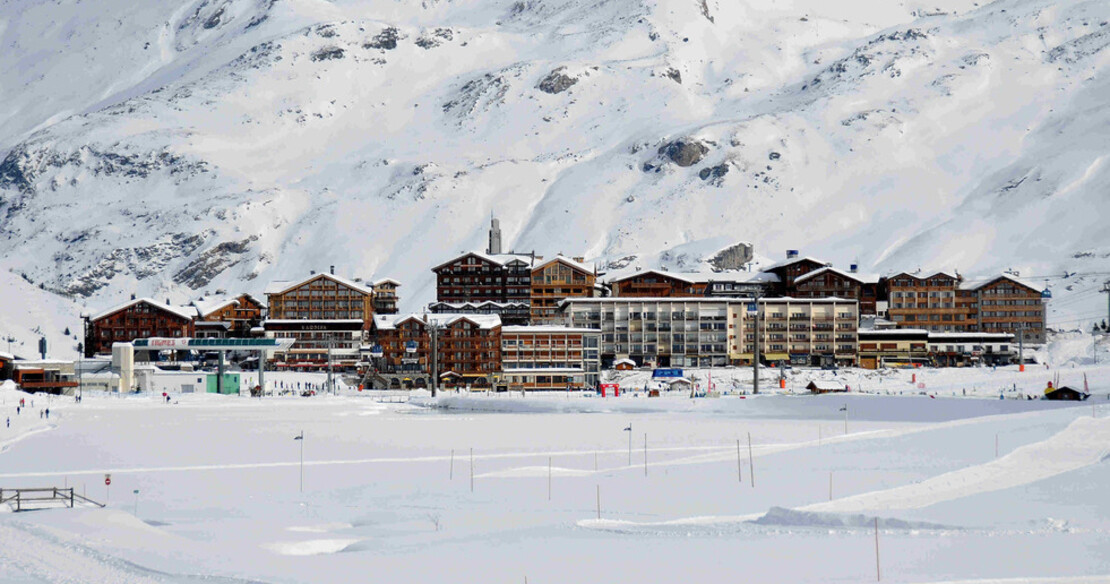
44, 408, 49, 419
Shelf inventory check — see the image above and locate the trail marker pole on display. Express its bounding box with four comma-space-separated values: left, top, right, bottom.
875, 517, 882, 581
829, 471, 833, 501
450, 449, 454, 480
594, 452, 598, 471
736, 439, 743, 483
105, 474, 111, 503
294, 431, 304, 492
643, 433, 648, 477
995, 433, 999, 458
470, 448, 474, 493
548, 457, 552, 501
133, 489, 139, 516
747, 432, 755, 488
596, 484, 601, 519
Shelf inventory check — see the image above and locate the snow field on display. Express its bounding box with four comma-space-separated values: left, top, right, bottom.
0, 372, 1108, 582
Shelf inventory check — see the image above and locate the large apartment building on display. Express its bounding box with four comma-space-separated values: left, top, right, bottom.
530, 256, 597, 323
193, 293, 266, 337
263, 272, 375, 370
501, 325, 601, 390
729, 298, 860, 367
790, 266, 882, 315
561, 297, 736, 368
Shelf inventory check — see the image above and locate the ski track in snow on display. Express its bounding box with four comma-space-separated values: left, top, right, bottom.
579, 416, 1110, 532
0, 518, 267, 584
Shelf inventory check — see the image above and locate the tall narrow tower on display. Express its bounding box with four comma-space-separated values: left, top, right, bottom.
488, 216, 502, 255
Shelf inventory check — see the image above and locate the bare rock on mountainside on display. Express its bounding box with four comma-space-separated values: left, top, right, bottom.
708, 242, 754, 271
659, 138, 709, 167
699, 163, 729, 182
174, 237, 257, 289
311, 46, 345, 61
537, 67, 579, 94
364, 27, 402, 50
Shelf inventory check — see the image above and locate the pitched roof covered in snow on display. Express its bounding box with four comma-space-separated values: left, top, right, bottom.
264, 272, 374, 297
760, 256, 831, 273
89, 298, 198, 323
373, 312, 502, 331
432, 251, 534, 271
793, 266, 881, 285
806, 380, 848, 393
533, 255, 595, 275
193, 298, 240, 318
959, 273, 1045, 293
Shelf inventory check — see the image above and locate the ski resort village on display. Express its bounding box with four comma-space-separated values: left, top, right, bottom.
3, 0, 1110, 582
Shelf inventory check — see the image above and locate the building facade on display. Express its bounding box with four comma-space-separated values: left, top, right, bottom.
194, 293, 265, 337
967, 275, 1047, 344
373, 313, 502, 386
886, 272, 976, 332
500, 325, 601, 390
85, 298, 197, 357
530, 256, 596, 323
562, 298, 736, 368
927, 332, 1015, 367
372, 279, 401, 315
729, 298, 859, 367
790, 267, 881, 315
608, 270, 708, 297
263, 273, 375, 369
433, 252, 534, 325
858, 329, 930, 369
760, 253, 830, 293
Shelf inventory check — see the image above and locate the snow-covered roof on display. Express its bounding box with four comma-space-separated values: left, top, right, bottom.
793, 266, 880, 285
858, 328, 930, 335
195, 321, 232, 329
432, 251, 534, 271
428, 301, 529, 309
760, 256, 830, 272
373, 313, 502, 330
373, 278, 402, 287
608, 269, 698, 284
759, 296, 858, 304
0, 351, 12, 361
614, 358, 637, 366
263, 273, 374, 297
90, 298, 198, 323
534, 255, 595, 274
193, 298, 239, 318
959, 273, 1045, 293
859, 316, 898, 330
502, 326, 600, 334
927, 332, 1014, 340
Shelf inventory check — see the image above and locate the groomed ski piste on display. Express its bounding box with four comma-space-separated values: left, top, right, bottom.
1, 359, 1109, 583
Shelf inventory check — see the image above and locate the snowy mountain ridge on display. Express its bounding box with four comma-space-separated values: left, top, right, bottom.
2, 0, 1110, 357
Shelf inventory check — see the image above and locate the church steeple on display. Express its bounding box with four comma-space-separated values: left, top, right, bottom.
487, 215, 502, 255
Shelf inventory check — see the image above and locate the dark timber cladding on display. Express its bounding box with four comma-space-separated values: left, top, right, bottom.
433, 252, 534, 325
609, 270, 706, 297
85, 298, 196, 357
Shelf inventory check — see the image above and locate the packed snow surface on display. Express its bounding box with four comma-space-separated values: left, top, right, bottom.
1, 366, 1109, 583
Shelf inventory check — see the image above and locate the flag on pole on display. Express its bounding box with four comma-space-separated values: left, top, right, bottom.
623, 425, 631, 432
294, 432, 303, 440
838, 406, 847, 412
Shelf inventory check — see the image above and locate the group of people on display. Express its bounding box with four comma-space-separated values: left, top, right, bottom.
6, 397, 50, 428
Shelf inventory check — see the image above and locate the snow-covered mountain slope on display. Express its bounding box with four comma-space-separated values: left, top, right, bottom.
1, 0, 1109, 353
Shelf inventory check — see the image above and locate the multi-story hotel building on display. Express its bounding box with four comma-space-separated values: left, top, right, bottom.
500, 325, 601, 390
530, 256, 597, 323
608, 270, 709, 297
263, 272, 375, 370
372, 313, 502, 387
728, 298, 859, 367
432, 252, 534, 325
886, 271, 975, 332
85, 298, 197, 356
193, 293, 266, 337
790, 266, 882, 315
963, 275, 1047, 343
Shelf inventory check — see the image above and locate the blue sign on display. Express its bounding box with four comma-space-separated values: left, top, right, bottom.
747, 303, 758, 313
1041, 289, 1052, 299
405, 341, 418, 353
652, 368, 684, 379
370, 344, 384, 358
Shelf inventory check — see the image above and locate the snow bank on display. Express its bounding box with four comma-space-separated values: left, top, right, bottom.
802, 416, 1110, 514
753, 506, 954, 530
